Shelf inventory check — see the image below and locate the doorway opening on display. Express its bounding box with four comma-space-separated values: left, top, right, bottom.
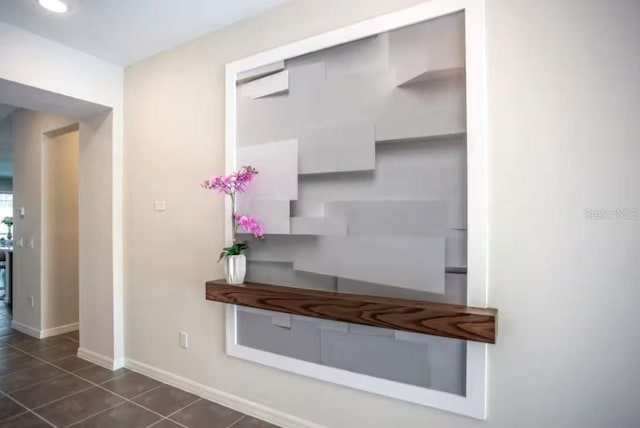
0, 76, 123, 369
42, 125, 80, 339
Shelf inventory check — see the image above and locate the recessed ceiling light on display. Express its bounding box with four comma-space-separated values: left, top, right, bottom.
38, 0, 69, 13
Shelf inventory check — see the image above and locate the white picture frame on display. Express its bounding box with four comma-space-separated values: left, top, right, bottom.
223, 0, 488, 419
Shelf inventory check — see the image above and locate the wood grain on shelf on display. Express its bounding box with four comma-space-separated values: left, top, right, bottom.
206, 279, 497, 344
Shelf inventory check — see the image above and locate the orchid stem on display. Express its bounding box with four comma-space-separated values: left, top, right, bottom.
230, 193, 237, 244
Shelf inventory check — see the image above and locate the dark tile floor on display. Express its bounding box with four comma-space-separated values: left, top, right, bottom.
0, 306, 279, 428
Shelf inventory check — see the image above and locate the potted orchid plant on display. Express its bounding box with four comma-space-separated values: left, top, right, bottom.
203, 165, 264, 284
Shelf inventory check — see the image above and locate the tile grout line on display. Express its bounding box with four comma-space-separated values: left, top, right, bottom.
8, 342, 131, 383
64, 402, 126, 428
6, 333, 253, 428
0, 389, 29, 422
10, 335, 78, 354
164, 397, 202, 419
65, 383, 173, 428
64, 384, 167, 428
6, 343, 179, 425
149, 397, 203, 428
20, 349, 194, 426
67, 382, 170, 428
0, 388, 56, 427
6, 371, 80, 396
29, 384, 97, 413
2, 347, 109, 395
227, 414, 248, 428
0, 349, 32, 365
89, 380, 184, 421
4, 368, 71, 395
0, 333, 77, 427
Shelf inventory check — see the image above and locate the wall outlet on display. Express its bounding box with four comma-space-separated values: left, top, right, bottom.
154, 200, 166, 212
28, 296, 34, 308
179, 331, 188, 349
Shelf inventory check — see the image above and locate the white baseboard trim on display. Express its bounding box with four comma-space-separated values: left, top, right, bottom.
125, 358, 325, 428
11, 320, 42, 338
77, 348, 122, 370
41, 322, 78, 338
11, 320, 79, 339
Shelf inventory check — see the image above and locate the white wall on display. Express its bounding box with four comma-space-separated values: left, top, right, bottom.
12, 110, 77, 331
123, 0, 640, 427
42, 129, 79, 330
0, 23, 124, 363
78, 111, 119, 362
12, 109, 118, 361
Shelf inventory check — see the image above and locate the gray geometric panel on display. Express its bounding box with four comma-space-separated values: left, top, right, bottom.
337, 273, 466, 305
348, 323, 395, 338
290, 217, 347, 236
375, 79, 467, 143
307, 71, 393, 128
375, 122, 466, 144
237, 86, 295, 148
448, 197, 467, 230
288, 34, 390, 81
325, 200, 448, 237
320, 329, 432, 389
293, 236, 445, 293
237, 139, 298, 200
236, 60, 285, 84
445, 230, 467, 268
392, 332, 466, 395
239, 70, 289, 99
287, 61, 327, 99
235, 305, 289, 326
293, 315, 348, 333
295, 137, 466, 219
299, 122, 375, 175
237, 305, 465, 394
245, 235, 316, 263
237, 309, 321, 363
397, 66, 465, 87
271, 312, 292, 329
237, 61, 327, 148
236, 198, 290, 235
390, 12, 465, 86
234, 11, 469, 392
245, 261, 336, 291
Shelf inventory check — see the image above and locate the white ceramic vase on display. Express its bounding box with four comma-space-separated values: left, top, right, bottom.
224, 254, 246, 285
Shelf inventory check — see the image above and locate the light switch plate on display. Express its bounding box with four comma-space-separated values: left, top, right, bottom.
154, 201, 166, 212
179, 331, 188, 349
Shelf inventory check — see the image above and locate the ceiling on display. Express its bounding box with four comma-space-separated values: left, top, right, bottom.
0, 0, 285, 66
0, 105, 16, 121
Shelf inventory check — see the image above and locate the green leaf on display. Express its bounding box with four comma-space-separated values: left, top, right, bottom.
219, 241, 250, 261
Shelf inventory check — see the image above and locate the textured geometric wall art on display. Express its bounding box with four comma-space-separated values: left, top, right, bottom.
231, 9, 478, 404
240, 70, 289, 99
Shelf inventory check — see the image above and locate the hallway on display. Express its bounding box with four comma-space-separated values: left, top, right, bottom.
0, 315, 276, 427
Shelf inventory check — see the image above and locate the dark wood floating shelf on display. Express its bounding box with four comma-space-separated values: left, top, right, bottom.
206, 279, 497, 344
